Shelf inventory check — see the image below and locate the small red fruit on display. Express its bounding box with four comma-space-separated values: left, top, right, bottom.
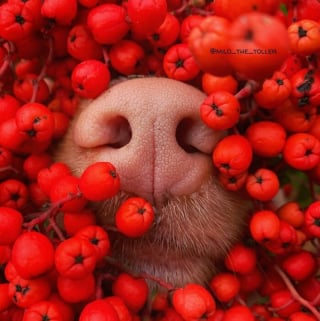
11, 231, 55, 279
0, 207, 23, 245
172, 283, 216, 320
79, 162, 120, 201
115, 197, 154, 238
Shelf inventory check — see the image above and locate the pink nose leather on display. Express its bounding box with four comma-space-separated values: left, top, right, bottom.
73, 77, 223, 206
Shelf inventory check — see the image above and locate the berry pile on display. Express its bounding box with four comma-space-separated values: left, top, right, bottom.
0, 0, 319, 320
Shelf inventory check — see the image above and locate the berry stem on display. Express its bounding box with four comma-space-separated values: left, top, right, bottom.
30, 37, 54, 103
102, 48, 110, 67
23, 191, 83, 231
0, 41, 14, 79
308, 176, 317, 201
104, 256, 175, 291
235, 80, 259, 100
138, 272, 175, 292
0, 165, 20, 174
48, 216, 65, 241
274, 265, 320, 319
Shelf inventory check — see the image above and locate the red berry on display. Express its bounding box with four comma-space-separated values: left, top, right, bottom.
283, 133, 320, 170
109, 39, 145, 76
79, 298, 119, 321
87, 4, 129, 44
163, 43, 200, 81
245, 168, 280, 202
213, 135, 253, 176
57, 273, 96, 304
75, 225, 111, 262
54, 237, 97, 279
37, 162, 71, 196
172, 283, 216, 320
127, 0, 167, 39
63, 209, 97, 237
67, 24, 103, 61
71, 60, 110, 99
79, 162, 120, 201
112, 273, 149, 313
281, 250, 317, 281
249, 210, 281, 243
0, 207, 23, 245
41, 0, 78, 26
200, 91, 240, 131
245, 121, 287, 157
22, 300, 62, 321
8, 275, 52, 309
270, 289, 301, 318
209, 273, 240, 303
49, 175, 87, 212
11, 231, 55, 279
222, 305, 255, 321
224, 243, 257, 275
115, 197, 154, 238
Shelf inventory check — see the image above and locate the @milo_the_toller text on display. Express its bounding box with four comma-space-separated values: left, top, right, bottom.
210, 48, 278, 54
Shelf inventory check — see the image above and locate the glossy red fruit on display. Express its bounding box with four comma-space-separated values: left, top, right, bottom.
8, 275, 52, 308
71, 60, 110, 99
67, 24, 103, 61
49, 175, 87, 212
105, 296, 132, 321
112, 273, 148, 313
277, 201, 305, 229
224, 243, 257, 275
281, 250, 317, 281
57, 273, 96, 304
245, 121, 287, 157
79, 162, 120, 201
222, 305, 255, 321
127, 0, 167, 39
283, 133, 320, 170
212, 135, 253, 176
79, 298, 119, 321
87, 4, 129, 45
254, 71, 291, 109
209, 273, 240, 303
41, 0, 77, 25
163, 43, 200, 81
227, 12, 290, 80
0, 207, 23, 245
15, 102, 54, 143
188, 16, 233, 77
288, 19, 320, 55
22, 300, 63, 321
11, 231, 55, 279
109, 40, 145, 76
115, 197, 154, 238
172, 283, 216, 320
54, 237, 97, 279
200, 91, 240, 131
245, 168, 280, 201
304, 200, 320, 237
0, 2, 37, 42
289, 68, 320, 110
270, 289, 301, 318
249, 210, 281, 243
63, 209, 97, 236
75, 225, 111, 262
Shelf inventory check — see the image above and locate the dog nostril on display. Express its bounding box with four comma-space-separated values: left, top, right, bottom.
104, 116, 132, 148
176, 118, 201, 154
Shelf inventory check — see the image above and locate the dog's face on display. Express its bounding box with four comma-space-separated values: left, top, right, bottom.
54, 77, 249, 287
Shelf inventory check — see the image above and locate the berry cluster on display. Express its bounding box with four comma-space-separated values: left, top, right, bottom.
0, 0, 319, 321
